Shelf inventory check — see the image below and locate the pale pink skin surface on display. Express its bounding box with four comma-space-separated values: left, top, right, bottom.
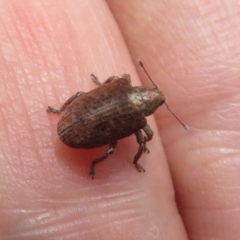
0, 0, 240, 239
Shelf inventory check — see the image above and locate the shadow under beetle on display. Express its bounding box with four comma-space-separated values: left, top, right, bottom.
47, 61, 187, 178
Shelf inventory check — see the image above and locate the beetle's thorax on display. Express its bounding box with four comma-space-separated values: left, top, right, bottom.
133, 86, 165, 117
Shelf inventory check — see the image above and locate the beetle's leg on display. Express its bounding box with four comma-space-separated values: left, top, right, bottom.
103, 74, 131, 85
133, 130, 146, 172
142, 123, 153, 150
103, 76, 120, 85
91, 74, 131, 86
47, 91, 84, 114
133, 124, 153, 172
121, 74, 131, 85
91, 74, 103, 86
89, 141, 117, 179
91, 74, 119, 86
91, 74, 122, 86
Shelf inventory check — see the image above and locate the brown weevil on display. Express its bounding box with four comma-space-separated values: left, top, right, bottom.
47, 61, 188, 178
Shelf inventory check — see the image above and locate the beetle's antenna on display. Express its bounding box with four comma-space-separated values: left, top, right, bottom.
164, 103, 189, 130
138, 60, 188, 130
138, 60, 158, 89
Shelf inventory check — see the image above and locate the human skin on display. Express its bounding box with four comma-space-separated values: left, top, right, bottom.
0, 0, 240, 239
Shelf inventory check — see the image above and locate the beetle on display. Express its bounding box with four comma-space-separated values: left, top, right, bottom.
47, 61, 187, 178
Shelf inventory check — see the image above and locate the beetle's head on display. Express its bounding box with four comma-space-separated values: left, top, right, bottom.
140, 88, 165, 116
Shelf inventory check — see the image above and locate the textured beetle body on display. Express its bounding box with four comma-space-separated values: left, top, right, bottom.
58, 77, 164, 149
47, 73, 166, 178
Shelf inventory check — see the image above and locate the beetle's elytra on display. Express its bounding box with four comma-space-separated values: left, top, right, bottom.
47, 61, 187, 178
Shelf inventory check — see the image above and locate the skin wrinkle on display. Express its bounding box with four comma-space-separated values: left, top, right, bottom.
1, 6, 45, 172
10, 199, 145, 238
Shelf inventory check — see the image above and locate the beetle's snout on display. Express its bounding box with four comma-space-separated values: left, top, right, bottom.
141, 88, 165, 116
